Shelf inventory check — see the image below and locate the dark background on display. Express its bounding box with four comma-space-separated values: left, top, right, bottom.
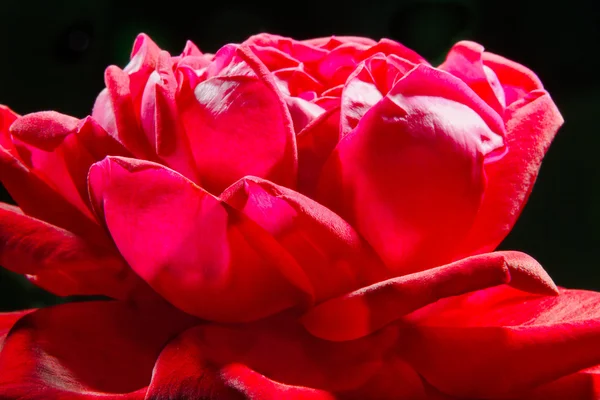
0, 0, 598, 310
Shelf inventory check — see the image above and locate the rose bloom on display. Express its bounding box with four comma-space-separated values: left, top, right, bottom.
0, 32, 598, 399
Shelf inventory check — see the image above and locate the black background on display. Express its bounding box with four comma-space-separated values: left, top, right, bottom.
1, 0, 598, 310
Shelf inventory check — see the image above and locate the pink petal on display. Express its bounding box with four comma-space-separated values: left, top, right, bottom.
482, 50, 544, 106
303, 36, 378, 49
400, 287, 600, 398
459, 90, 564, 256
179, 46, 297, 194
88, 157, 312, 321
92, 66, 157, 160
317, 65, 503, 274
221, 177, 389, 303
0, 202, 142, 299
140, 51, 199, 181
302, 251, 557, 341
0, 301, 196, 399
123, 33, 161, 100
439, 41, 506, 113
10, 112, 131, 225
296, 106, 341, 196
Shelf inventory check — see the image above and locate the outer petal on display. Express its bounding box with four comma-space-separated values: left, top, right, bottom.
0, 202, 141, 299
482, 50, 544, 106
0, 309, 34, 350
88, 157, 312, 321
9, 112, 131, 222
0, 107, 104, 242
523, 365, 600, 400
317, 65, 503, 274
179, 45, 297, 194
145, 313, 425, 398
302, 251, 557, 341
400, 287, 600, 398
0, 301, 196, 399
459, 90, 564, 256
147, 328, 337, 399
221, 176, 389, 303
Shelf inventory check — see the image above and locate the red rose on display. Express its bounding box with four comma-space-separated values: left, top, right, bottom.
0, 33, 598, 399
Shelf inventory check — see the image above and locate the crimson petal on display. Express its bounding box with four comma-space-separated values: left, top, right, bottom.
459, 90, 564, 256
317, 64, 502, 274
88, 157, 312, 321
302, 251, 557, 341
0, 301, 196, 399
0, 202, 141, 299
180, 45, 297, 194
221, 176, 389, 303
400, 287, 600, 398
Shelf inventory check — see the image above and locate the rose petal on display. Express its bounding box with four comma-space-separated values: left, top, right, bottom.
10, 112, 131, 224
340, 54, 416, 139
0, 202, 141, 299
303, 36, 378, 50
0, 301, 196, 399
318, 65, 503, 274
523, 365, 600, 400
360, 38, 430, 65
302, 251, 557, 341
459, 90, 564, 256
296, 106, 341, 196
400, 287, 600, 398
147, 329, 337, 400
439, 41, 506, 113
221, 177, 389, 302
140, 51, 199, 181
179, 46, 297, 194
88, 157, 312, 321
482, 51, 544, 105
93, 66, 157, 160
0, 107, 103, 240
146, 313, 408, 396
0, 309, 34, 350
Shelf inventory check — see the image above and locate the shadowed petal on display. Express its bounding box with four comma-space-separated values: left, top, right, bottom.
0, 301, 196, 399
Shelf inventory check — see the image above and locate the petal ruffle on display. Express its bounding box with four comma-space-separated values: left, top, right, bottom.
302, 251, 557, 341
221, 176, 389, 303
0, 309, 33, 350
